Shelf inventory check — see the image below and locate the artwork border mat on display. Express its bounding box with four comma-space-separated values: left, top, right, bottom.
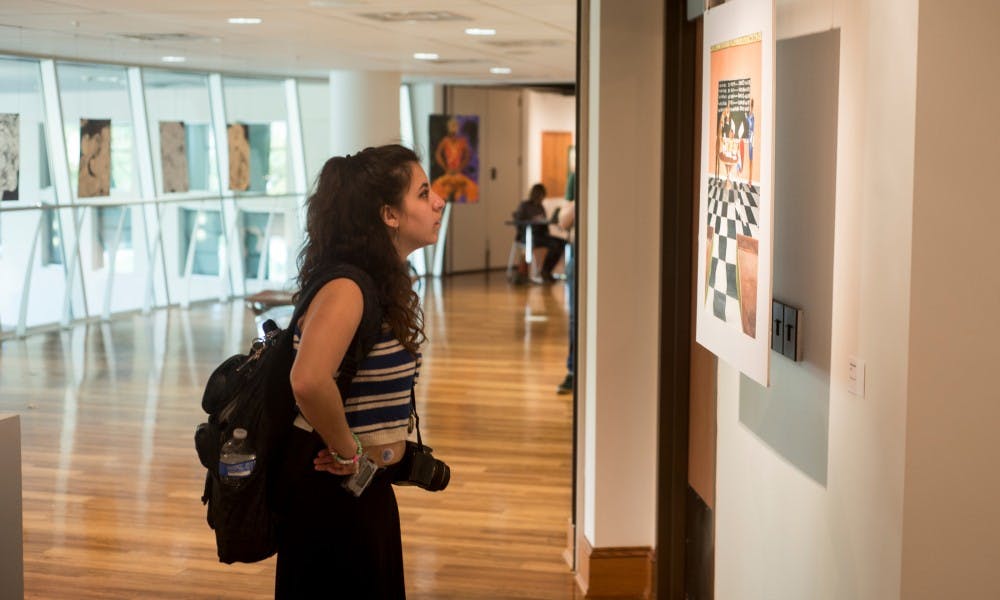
695, 0, 775, 386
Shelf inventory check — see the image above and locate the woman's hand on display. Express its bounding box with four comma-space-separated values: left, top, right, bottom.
313, 448, 359, 475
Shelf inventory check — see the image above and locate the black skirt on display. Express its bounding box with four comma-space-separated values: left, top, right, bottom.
274, 427, 406, 599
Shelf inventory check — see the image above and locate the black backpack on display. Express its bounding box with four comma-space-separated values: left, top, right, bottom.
195, 265, 383, 564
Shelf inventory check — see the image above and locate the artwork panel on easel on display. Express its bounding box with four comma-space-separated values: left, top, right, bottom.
428, 114, 479, 203
695, 0, 775, 386
78, 119, 111, 198
159, 121, 190, 193
0, 113, 20, 201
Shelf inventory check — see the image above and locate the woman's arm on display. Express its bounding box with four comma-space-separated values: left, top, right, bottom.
558, 200, 576, 231
289, 278, 363, 464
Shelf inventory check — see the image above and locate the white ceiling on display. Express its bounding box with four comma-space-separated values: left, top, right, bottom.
0, 0, 576, 84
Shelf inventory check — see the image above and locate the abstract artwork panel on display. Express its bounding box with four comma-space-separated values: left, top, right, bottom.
227, 123, 250, 192
429, 114, 479, 203
78, 119, 111, 198
159, 121, 190, 193
696, 0, 775, 386
0, 113, 19, 201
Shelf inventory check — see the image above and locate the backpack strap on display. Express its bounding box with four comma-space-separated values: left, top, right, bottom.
330, 264, 383, 397
291, 264, 384, 398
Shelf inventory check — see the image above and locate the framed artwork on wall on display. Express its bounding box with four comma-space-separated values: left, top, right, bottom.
227, 122, 250, 192
428, 114, 479, 203
0, 113, 19, 201
696, 0, 775, 386
78, 118, 111, 198
159, 121, 189, 194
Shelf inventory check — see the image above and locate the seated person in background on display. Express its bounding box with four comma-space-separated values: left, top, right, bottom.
514, 183, 566, 283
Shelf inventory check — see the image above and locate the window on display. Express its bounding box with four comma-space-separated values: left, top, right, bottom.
143, 69, 218, 196
94, 205, 133, 272
180, 208, 223, 276
223, 77, 290, 195
42, 209, 63, 266
242, 211, 287, 281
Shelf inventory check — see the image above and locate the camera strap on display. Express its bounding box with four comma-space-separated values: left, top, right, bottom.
409, 387, 424, 449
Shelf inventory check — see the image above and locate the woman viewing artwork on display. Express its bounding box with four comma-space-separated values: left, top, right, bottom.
276, 144, 445, 598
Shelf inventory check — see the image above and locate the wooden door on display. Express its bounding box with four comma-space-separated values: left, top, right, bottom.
541, 131, 573, 197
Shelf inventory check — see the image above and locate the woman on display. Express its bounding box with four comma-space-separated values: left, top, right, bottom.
277, 144, 445, 598
514, 183, 566, 282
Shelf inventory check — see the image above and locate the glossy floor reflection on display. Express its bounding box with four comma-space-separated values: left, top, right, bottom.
1, 271, 581, 599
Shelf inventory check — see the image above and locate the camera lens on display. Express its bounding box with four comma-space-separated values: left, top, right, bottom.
393, 442, 450, 491
430, 459, 450, 491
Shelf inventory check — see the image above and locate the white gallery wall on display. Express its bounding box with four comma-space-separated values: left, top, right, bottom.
410, 86, 575, 274
298, 80, 330, 187
443, 86, 522, 273
712, 0, 1000, 597
0, 85, 58, 330
523, 89, 576, 198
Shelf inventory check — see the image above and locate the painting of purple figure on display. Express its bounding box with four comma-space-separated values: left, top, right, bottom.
429, 114, 480, 203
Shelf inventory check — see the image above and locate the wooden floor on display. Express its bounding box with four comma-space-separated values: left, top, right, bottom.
1, 271, 582, 599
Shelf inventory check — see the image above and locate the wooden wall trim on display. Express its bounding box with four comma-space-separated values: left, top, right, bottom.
575, 536, 655, 599
658, 0, 700, 597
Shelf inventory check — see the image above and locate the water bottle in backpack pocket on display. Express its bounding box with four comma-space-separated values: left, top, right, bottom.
219, 428, 256, 487
197, 420, 278, 564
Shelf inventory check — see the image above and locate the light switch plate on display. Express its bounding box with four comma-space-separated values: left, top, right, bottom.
848, 356, 866, 397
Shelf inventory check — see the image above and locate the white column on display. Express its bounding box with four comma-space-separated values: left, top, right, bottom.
579, 0, 664, 550
40, 60, 89, 325
328, 70, 402, 156
284, 79, 308, 196
127, 66, 169, 315
207, 74, 240, 301
902, 1, 1000, 597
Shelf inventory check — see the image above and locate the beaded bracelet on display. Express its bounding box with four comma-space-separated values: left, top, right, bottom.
331, 433, 363, 465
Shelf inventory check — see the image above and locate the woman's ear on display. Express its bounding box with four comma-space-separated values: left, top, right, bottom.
380, 205, 399, 228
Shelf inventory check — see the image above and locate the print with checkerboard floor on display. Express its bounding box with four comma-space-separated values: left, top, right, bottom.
705, 177, 760, 325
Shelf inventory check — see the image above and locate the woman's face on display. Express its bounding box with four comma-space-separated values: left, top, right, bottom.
389, 162, 445, 258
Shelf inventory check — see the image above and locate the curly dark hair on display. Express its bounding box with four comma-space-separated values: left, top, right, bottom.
295, 144, 425, 354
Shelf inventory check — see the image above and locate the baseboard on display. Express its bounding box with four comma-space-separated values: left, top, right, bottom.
575, 536, 654, 599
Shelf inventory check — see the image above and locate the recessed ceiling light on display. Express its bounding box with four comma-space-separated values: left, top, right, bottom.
309, 0, 368, 6
413, 52, 439, 61
490, 67, 512, 75
465, 27, 496, 36
228, 17, 262, 25
161, 56, 186, 63
363, 11, 470, 22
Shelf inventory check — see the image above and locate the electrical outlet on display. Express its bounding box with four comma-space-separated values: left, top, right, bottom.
848, 355, 866, 397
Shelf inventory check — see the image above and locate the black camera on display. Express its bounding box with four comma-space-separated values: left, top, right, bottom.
394, 441, 450, 492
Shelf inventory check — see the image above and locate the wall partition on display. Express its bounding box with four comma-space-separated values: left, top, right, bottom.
141, 69, 218, 309
220, 76, 303, 298
0, 57, 58, 334
0, 55, 316, 339
56, 62, 144, 320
